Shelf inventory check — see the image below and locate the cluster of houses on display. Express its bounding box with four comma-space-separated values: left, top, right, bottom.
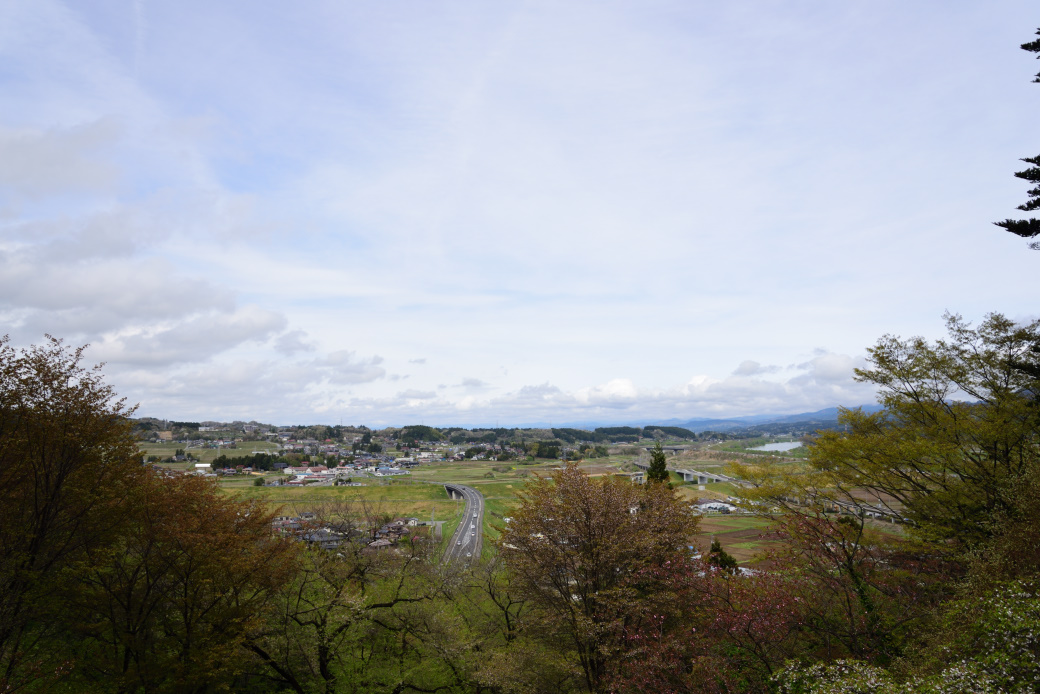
272, 462, 412, 486
692, 498, 742, 514
271, 513, 427, 552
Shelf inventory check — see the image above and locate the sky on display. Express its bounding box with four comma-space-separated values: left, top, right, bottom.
1, 0, 1038, 427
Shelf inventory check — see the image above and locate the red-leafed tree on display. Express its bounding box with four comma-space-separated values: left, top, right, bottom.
609, 556, 812, 694
499, 463, 699, 693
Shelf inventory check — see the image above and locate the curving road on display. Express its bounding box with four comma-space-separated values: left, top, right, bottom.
442, 483, 485, 564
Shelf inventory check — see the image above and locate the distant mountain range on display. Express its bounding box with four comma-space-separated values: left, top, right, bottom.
138, 404, 888, 434
647, 404, 886, 433
510, 404, 886, 433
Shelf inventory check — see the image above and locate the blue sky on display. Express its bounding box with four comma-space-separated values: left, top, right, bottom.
1, 0, 1037, 426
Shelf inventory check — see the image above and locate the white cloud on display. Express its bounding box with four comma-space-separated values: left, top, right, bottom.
396, 389, 436, 400
0, 120, 121, 200
313, 350, 386, 386
88, 305, 287, 366
274, 329, 315, 356
792, 352, 867, 386
3, 0, 1037, 425
575, 378, 639, 408
733, 360, 781, 376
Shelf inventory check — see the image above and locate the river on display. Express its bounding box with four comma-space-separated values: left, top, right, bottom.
748, 441, 803, 452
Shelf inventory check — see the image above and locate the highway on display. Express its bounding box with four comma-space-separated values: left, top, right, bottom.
441, 483, 485, 564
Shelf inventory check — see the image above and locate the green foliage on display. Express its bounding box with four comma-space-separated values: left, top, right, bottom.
551, 427, 611, 444
576, 443, 610, 458
738, 312, 1040, 552
0, 336, 146, 690
395, 424, 442, 442
245, 505, 466, 694
212, 451, 290, 471
927, 581, 1040, 691
708, 538, 739, 573
594, 426, 642, 437
645, 425, 698, 439
9, 307, 1040, 694
70, 475, 297, 692
646, 441, 669, 483
534, 440, 561, 459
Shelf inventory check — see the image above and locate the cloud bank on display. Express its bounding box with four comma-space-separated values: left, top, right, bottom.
2, 0, 1037, 424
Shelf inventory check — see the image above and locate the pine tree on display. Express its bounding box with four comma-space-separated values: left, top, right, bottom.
709, 538, 739, 574
646, 441, 669, 483
995, 29, 1040, 247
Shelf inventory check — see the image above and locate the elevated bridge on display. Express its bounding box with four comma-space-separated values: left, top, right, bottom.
633, 460, 746, 486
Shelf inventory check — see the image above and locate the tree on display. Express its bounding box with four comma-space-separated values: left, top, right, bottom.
499, 463, 699, 692
737, 313, 1040, 552
646, 441, 669, 483
708, 538, 739, 573
247, 501, 444, 694
995, 28, 1040, 248
69, 474, 298, 692
728, 313, 1040, 680
612, 556, 812, 694
0, 336, 147, 689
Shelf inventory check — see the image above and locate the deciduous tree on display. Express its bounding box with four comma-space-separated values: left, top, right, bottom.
736, 313, 1040, 553
0, 336, 146, 689
247, 502, 446, 694
729, 312, 1040, 684
69, 474, 299, 692
499, 463, 698, 692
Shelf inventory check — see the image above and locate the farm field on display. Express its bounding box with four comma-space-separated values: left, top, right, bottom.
139, 440, 282, 467
148, 448, 786, 565
693, 515, 780, 565
226, 479, 459, 522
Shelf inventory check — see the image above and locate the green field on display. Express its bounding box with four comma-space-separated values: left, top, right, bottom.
227, 479, 461, 520
139, 440, 282, 468
149, 451, 782, 564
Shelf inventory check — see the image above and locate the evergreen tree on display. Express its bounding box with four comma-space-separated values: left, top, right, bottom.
995, 28, 1040, 247
646, 441, 669, 483
708, 538, 739, 574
